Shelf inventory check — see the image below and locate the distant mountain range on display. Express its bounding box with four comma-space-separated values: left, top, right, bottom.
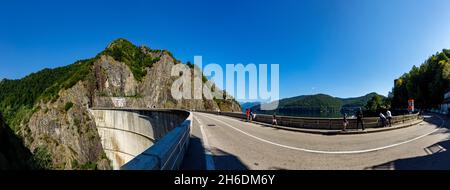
243, 92, 383, 118
239, 101, 261, 112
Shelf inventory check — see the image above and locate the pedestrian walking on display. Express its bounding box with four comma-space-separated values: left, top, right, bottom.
386, 109, 392, 127
379, 112, 387, 127
356, 108, 365, 131
342, 113, 349, 131
246, 109, 250, 122
272, 113, 278, 126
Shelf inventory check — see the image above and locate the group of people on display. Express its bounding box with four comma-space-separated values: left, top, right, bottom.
245, 108, 256, 122
342, 108, 393, 131
245, 107, 396, 131
379, 109, 393, 127
342, 108, 365, 131
245, 108, 278, 126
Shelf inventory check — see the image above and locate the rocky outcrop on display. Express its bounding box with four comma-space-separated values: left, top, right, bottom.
91, 51, 241, 112
19, 81, 111, 170
11, 39, 240, 170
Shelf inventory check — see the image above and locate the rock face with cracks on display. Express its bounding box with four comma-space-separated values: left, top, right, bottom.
2, 38, 240, 169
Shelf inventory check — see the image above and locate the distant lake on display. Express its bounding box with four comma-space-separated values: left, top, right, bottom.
247, 107, 410, 118
276, 111, 346, 118
248, 107, 357, 118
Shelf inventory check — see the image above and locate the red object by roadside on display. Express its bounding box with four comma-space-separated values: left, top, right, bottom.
408, 99, 414, 112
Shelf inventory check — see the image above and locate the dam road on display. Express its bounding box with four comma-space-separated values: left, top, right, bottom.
181, 112, 450, 170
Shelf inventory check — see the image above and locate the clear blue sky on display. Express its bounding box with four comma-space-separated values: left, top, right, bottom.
1, 0, 450, 100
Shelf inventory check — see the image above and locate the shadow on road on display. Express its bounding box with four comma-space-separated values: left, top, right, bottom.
423, 114, 447, 127
180, 136, 206, 170
368, 138, 450, 170
180, 136, 249, 170
367, 114, 450, 170
210, 148, 249, 170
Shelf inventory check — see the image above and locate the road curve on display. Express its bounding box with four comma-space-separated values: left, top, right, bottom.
181, 112, 450, 170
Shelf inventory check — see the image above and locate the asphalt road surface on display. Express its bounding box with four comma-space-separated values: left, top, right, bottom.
181, 112, 450, 170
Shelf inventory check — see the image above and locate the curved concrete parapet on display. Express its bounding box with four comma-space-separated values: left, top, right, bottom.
89, 108, 191, 169
199, 111, 422, 130
121, 118, 191, 170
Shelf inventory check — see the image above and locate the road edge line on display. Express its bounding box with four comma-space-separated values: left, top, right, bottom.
193, 113, 216, 170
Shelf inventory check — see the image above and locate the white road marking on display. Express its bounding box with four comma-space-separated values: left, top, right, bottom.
200, 113, 446, 154
193, 113, 216, 170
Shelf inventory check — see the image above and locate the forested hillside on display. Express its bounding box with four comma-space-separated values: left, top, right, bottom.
392, 49, 450, 109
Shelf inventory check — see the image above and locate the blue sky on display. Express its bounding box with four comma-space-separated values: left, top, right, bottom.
1, 0, 450, 100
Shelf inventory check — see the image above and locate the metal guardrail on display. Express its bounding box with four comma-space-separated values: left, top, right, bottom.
198, 111, 421, 130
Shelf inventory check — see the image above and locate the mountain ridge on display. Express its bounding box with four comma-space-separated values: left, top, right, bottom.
0, 38, 241, 169
248, 92, 383, 117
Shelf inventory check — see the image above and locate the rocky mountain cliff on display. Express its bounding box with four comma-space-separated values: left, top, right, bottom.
91, 39, 240, 111
0, 38, 241, 169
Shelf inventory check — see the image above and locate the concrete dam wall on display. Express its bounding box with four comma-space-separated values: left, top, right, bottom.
89, 108, 191, 169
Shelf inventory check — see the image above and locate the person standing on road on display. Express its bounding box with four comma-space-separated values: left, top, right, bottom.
356, 108, 365, 131
379, 112, 387, 127
342, 113, 349, 131
386, 109, 392, 127
246, 109, 250, 122
272, 113, 278, 126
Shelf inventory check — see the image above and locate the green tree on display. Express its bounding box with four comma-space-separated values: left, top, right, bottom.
392, 49, 450, 109
365, 95, 384, 112
32, 146, 53, 170
64, 102, 74, 112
